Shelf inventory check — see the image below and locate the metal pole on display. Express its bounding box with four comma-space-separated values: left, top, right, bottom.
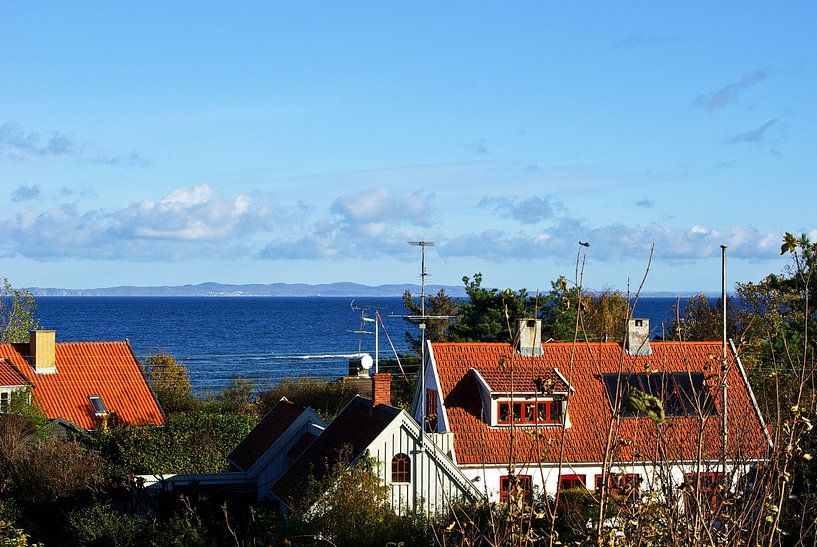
375, 317, 379, 374
721, 244, 728, 474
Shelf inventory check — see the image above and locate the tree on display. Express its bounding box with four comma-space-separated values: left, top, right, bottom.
666, 293, 739, 342
144, 351, 194, 414
0, 278, 38, 344
450, 273, 534, 343
402, 288, 459, 351
540, 278, 630, 342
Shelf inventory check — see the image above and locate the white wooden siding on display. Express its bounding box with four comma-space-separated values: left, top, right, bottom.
366, 414, 479, 515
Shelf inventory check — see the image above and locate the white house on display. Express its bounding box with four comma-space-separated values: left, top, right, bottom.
270, 374, 481, 515
411, 318, 772, 504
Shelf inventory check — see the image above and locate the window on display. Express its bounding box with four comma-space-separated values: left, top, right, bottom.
559, 474, 586, 491
0, 391, 9, 413
88, 395, 107, 416
391, 453, 411, 483
596, 473, 641, 498
426, 389, 438, 433
500, 474, 533, 502
684, 472, 724, 512
497, 400, 562, 425
602, 372, 716, 417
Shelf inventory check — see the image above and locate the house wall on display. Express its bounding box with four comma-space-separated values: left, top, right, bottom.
458, 461, 755, 503
366, 415, 477, 515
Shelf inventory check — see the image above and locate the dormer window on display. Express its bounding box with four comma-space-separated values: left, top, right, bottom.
88, 395, 107, 417
496, 399, 562, 425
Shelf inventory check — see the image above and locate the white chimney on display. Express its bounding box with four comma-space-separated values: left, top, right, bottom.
625, 318, 651, 356
517, 319, 543, 357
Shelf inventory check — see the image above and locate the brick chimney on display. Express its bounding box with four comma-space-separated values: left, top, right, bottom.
372, 373, 391, 407
30, 329, 57, 373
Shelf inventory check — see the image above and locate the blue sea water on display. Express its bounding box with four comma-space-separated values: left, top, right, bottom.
33, 296, 688, 391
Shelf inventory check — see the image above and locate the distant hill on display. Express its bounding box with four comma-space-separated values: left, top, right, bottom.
25, 282, 470, 297
25, 282, 714, 298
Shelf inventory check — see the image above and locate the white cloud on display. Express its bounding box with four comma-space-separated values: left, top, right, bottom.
439, 221, 788, 262
260, 186, 434, 260
1, 184, 283, 260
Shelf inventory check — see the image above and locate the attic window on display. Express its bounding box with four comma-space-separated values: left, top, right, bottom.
88, 395, 107, 416
602, 373, 716, 417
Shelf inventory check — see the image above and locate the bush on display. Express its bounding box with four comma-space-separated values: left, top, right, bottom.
69, 505, 146, 547
257, 378, 360, 420
94, 411, 257, 474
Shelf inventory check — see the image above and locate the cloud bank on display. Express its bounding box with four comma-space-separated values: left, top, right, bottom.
0, 184, 792, 265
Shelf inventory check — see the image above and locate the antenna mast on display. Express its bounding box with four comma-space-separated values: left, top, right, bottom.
409, 241, 434, 443
721, 245, 728, 475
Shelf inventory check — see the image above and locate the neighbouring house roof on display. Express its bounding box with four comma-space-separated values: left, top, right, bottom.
271, 396, 401, 505
431, 340, 769, 466
0, 357, 30, 388
0, 341, 164, 429
228, 397, 304, 472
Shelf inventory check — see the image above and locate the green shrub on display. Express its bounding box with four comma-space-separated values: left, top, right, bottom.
257, 378, 359, 420
95, 411, 257, 474
69, 505, 146, 547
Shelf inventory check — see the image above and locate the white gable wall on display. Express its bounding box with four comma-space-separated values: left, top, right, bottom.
365, 411, 480, 515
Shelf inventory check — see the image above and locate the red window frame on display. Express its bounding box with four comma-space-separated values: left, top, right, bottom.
499, 474, 533, 502
426, 389, 438, 433
391, 453, 411, 483
559, 474, 586, 491
684, 472, 724, 512
496, 400, 561, 425
595, 473, 641, 497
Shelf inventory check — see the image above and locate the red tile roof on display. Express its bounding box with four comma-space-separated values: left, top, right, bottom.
0, 341, 164, 429
271, 396, 400, 505
435, 343, 570, 393
0, 358, 29, 387
228, 398, 303, 472
432, 341, 769, 466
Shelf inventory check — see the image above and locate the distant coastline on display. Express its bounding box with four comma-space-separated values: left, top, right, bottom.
26, 282, 719, 298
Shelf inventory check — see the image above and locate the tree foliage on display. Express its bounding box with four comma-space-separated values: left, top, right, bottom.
92, 411, 256, 474
0, 278, 38, 344
402, 287, 459, 350
450, 273, 534, 342
144, 351, 194, 414
287, 445, 433, 546
666, 293, 739, 342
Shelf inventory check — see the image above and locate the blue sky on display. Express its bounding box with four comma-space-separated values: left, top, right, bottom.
1, 2, 814, 292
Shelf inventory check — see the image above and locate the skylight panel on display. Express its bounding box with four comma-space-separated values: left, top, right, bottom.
88, 395, 107, 416
602, 372, 715, 417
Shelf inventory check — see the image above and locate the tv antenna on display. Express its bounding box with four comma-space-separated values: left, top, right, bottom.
400, 241, 456, 441
350, 300, 380, 373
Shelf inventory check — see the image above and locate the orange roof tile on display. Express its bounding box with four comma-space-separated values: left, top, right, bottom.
0, 357, 29, 387
0, 341, 164, 429
432, 341, 769, 466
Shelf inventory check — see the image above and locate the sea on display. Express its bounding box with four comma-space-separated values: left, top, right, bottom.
33, 296, 690, 392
